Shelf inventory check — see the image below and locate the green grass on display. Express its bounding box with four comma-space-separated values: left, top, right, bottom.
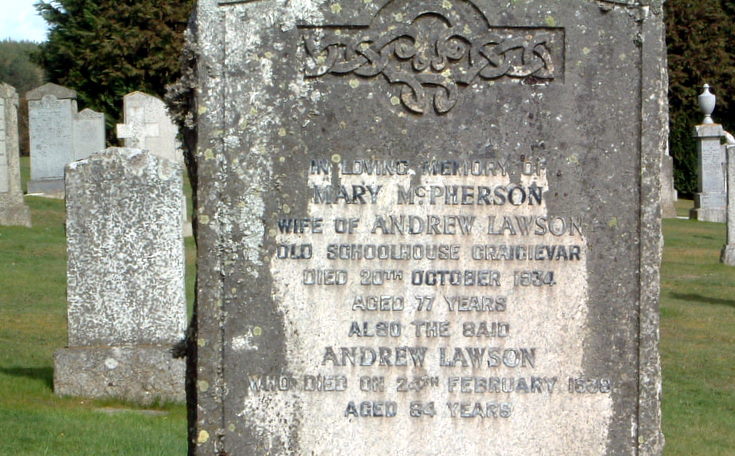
2, 164, 734, 454
660, 199, 735, 455
0, 158, 189, 455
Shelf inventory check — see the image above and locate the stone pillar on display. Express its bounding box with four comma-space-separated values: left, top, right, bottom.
690, 84, 726, 222
0, 83, 31, 227
54, 148, 186, 404
722, 144, 735, 264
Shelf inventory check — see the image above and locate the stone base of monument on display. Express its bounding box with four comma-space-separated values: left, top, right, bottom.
53, 345, 185, 404
690, 206, 726, 223
28, 178, 65, 196
691, 192, 727, 223
0, 202, 31, 227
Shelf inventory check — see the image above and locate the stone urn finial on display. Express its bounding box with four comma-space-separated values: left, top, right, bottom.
699, 83, 716, 124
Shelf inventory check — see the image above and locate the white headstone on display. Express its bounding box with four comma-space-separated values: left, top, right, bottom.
54, 147, 186, 403
0, 82, 31, 226
691, 123, 727, 222
116, 92, 181, 163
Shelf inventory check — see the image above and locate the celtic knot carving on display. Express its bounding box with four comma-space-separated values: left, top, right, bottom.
301, 3, 561, 115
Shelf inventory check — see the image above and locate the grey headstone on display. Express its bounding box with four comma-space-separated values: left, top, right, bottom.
0, 83, 31, 227
26, 83, 105, 195
72, 108, 106, 161
188, 1, 664, 454
27, 83, 77, 194
54, 148, 187, 404
690, 123, 727, 223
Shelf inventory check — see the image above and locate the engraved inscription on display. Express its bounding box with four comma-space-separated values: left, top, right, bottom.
266, 152, 614, 430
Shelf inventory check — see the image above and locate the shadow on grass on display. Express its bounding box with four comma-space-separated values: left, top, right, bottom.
670, 293, 735, 309
0, 366, 53, 390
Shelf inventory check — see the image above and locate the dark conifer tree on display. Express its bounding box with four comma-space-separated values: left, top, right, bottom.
35, 0, 195, 134
665, 0, 735, 196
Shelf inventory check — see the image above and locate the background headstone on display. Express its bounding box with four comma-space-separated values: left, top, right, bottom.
690, 84, 727, 222
188, 0, 664, 454
116, 92, 182, 164
0, 83, 31, 227
54, 148, 187, 404
721, 144, 735, 264
72, 108, 106, 161
27, 83, 76, 194
116, 91, 191, 236
26, 83, 105, 195
661, 153, 678, 218
690, 124, 727, 222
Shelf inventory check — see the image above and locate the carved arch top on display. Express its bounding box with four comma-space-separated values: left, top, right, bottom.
299, 0, 563, 115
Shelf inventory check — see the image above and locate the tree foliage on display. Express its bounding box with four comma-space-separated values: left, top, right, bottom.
0, 39, 45, 155
666, 0, 735, 197
0, 40, 45, 96
35, 0, 194, 135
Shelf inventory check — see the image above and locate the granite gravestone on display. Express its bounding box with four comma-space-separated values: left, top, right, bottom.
0, 83, 31, 226
27, 83, 105, 195
188, 0, 664, 454
54, 148, 187, 403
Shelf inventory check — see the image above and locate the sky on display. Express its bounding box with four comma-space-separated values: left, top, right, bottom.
0, 0, 49, 42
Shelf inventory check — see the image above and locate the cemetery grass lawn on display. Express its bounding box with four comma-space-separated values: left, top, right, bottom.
661, 215, 735, 455
2, 161, 734, 454
0, 158, 190, 455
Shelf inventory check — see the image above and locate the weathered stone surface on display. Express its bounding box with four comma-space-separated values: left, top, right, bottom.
651, 17, 676, 219
27, 83, 76, 194
54, 147, 186, 402
721, 145, 735, 265
116, 91, 192, 236
0, 83, 31, 227
27, 83, 105, 195
117, 91, 182, 164
691, 123, 727, 223
54, 346, 186, 404
661, 154, 677, 218
188, 1, 664, 454
73, 108, 106, 161
26, 82, 77, 101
